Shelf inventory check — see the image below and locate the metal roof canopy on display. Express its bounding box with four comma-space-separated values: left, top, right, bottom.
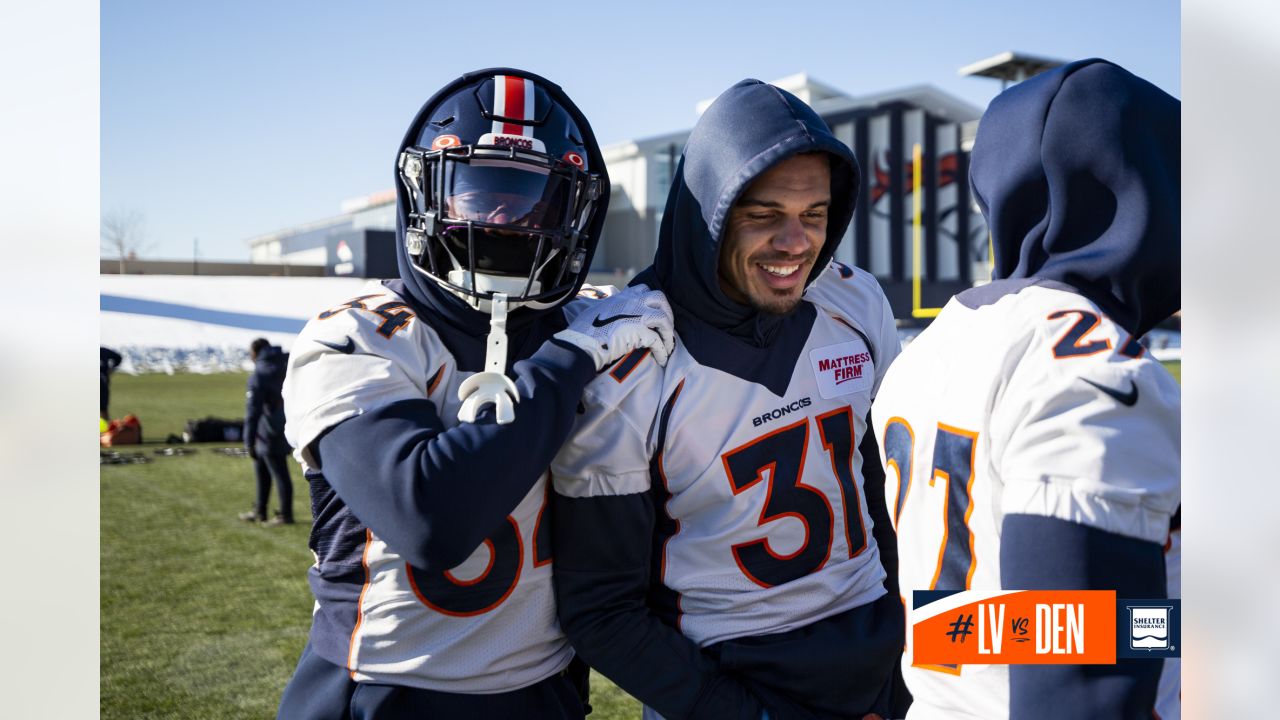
959, 51, 1066, 87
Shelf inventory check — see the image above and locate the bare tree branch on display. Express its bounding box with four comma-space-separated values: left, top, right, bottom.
101, 208, 150, 273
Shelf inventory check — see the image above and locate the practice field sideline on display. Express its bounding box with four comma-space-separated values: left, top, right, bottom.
101, 365, 1179, 717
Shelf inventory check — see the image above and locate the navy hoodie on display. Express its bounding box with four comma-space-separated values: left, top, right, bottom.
967, 58, 1180, 336
639, 79, 858, 351
964, 58, 1180, 720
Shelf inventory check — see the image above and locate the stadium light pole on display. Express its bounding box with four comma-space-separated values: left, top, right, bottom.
193, 237, 199, 276
958, 51, 1066, 89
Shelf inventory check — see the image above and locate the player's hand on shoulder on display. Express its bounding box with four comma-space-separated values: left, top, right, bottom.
554, 285, 675, 369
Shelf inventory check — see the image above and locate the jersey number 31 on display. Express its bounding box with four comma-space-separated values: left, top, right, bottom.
721, 406, 869, 588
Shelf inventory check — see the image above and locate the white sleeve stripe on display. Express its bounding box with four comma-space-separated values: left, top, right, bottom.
552, 470, 651, 498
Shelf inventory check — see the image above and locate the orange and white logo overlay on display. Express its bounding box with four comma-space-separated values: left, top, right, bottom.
912, 590, 1117, 665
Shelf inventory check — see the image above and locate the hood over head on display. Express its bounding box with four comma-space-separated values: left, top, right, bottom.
970, 58, 1180, 337
648, 79, 859, 344
253, 344, 287, 376
392, 67, 611, 337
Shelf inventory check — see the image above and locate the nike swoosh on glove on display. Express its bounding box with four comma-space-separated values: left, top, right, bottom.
554, 287, 675, 370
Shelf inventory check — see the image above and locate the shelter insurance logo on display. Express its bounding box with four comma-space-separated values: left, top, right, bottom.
1120, 602, 1180, 658
1130, 606, 1169, 649
912, 590, 1180, 665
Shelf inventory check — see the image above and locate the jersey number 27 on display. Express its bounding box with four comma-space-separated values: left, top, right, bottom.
882, 418, 978, 591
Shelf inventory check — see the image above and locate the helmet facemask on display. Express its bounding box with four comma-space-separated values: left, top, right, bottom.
398, 139, 603, 312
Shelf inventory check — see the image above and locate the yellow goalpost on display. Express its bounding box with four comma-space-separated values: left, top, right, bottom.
911, 143, 943, 318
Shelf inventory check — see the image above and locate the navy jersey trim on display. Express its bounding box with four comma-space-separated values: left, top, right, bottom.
305, 469, 370, 572
609, 348, 652, 384
382, 279, 570, 374
1001, 514, 1166, 719
648, 380, 686, 629
673, 303, 817, 397
425, 363, 447, 395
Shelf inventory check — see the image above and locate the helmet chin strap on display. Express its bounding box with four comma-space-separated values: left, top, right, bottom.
456, 292, 520, 424
443, 269, 536, 313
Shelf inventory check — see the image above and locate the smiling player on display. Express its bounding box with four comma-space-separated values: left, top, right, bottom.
552, 79, 906, 719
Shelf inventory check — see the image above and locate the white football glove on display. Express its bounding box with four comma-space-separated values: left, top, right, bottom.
554, 287, 676, 370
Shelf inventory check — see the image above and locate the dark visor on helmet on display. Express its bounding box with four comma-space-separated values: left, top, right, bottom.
440, 160, 573, 231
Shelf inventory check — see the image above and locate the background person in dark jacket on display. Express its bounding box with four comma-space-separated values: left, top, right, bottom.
100, 347, 123, 421
240, 338, 294, 525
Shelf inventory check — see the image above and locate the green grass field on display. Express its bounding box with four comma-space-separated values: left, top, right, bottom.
104, 362, 1180, 717
102, 372, 640, 719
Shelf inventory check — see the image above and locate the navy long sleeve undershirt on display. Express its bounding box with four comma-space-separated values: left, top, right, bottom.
312, 338, 595, 571
1001, 513, 1166, 720
552, 490, 769, 720
859, 411, 912, 718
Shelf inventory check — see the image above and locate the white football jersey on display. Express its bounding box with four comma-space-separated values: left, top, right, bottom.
285, 280, 608, 692
553, 263, 900, 647
871, 284, 1181, 720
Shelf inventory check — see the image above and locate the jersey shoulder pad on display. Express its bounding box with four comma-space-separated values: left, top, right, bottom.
1012, 287, 1151, 370
553, 348, 667, 498
285, 286, 446, 463
580, 337, 669, 448
991, 289, 1180, 541
806, 261, 890, 326
302, 285, 430, 347
600, 344, 663, 392
974, 287, 1171, 417
806, 262, 900, 380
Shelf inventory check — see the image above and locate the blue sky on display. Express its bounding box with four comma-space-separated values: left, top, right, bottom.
102, 0, 1179, 261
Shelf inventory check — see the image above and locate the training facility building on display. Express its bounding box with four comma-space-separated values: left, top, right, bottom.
246, 74, 989, 321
